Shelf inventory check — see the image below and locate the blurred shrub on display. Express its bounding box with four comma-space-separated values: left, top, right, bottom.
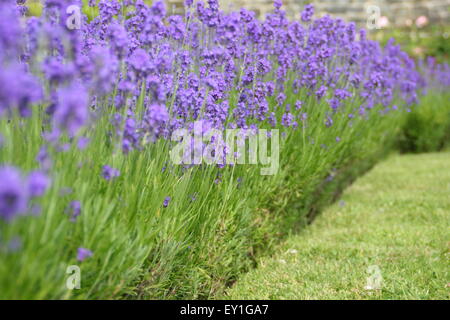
373, 25, 450, 64
426, 28, 450, 63
399, 93, 450, 153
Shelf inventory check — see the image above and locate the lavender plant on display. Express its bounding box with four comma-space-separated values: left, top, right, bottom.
0, 0, 448, 299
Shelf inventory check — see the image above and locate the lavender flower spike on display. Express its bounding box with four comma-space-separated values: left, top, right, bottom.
77, 248, 93, 262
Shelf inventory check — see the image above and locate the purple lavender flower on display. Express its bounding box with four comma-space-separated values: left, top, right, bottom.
274, 0, 283, 10
315, 85, 327, 100
0, 2, 23, 56
122, 117, 140, 154
301, 4, 314, 23
151, 0, 166, 17
0, 166, 27, 221
67, 201, 81, 222
102, 165, 120, 181
77, 137, 90, 150
127, 48, 152, 78
28, 171, 51, 198
281, 113, 297, 128
276, 93, 286, 105
328, 98, 340, 111
325, 115, 334, 127
86, 46, 118, 95
77, 247, 93, 262
300, 113, 308, 121
0, 63, 42, 118
163, 196, 171, 208
36, 146, 52, 171
53, 83, 89, 137
108, 22, 129, 57
42, 58, 75, 85
143, 104, 169, 139
16, 2, 28, 16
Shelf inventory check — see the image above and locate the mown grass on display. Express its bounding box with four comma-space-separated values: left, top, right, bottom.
224, 152, 450, 300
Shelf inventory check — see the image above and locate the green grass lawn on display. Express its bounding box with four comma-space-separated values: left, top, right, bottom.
224, 152, 450, 300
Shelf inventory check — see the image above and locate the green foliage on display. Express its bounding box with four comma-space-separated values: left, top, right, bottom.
398, 93, 450, 153
426, 29, 450, 63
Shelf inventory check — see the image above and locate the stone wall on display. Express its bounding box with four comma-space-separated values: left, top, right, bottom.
166, 0, 450, 27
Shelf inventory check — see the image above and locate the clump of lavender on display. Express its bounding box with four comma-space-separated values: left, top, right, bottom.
0, 0, 446, 196
3, 0, 439, 144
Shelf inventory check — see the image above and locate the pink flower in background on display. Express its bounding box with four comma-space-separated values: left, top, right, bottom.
416, 16, 428, 28
378, 16, 389, 28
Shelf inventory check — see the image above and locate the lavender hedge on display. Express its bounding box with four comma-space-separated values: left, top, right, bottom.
0, 0, 449, 299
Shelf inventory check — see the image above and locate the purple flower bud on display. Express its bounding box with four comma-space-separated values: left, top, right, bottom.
274, 0, 283, 10
102, 165, 120, 181
67, 201, 81, 222
0, 166, 28, 221
163, 196, 171, 208
77, 137, 90, 150
301, 4, 314, 23
36, 147, 52, 171
77, 247, 93, 262
28, 171, 51, 198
